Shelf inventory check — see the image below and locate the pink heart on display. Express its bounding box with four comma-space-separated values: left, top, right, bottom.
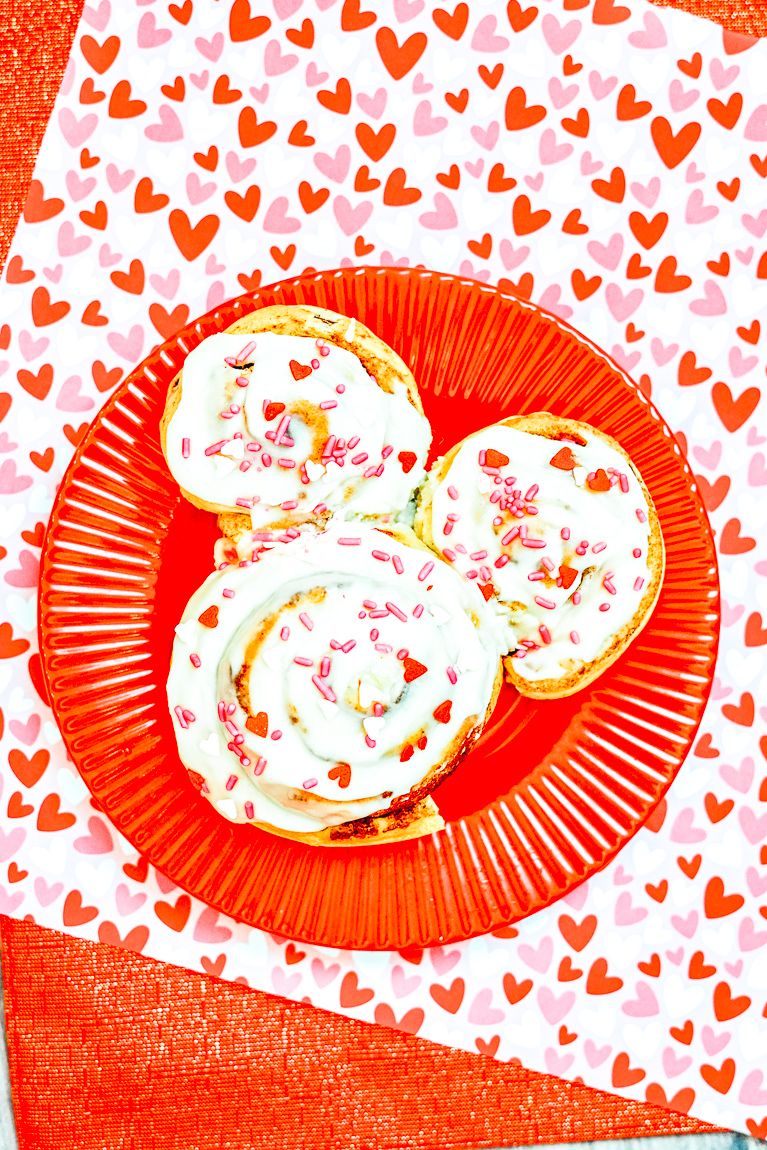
464, 158, 484, 177
471, 14, 509, 53
525, 172, 544, 191
412, 73, 433, 94
545, 1048, 574, 1077
391, 964, 421, 998
195, 32, 223, 62
748, 452, 767, 485
721, 601, 744, 627
333, 195, 372, 236
58, 108, 97, 148
499, 239, 529, 270
263, 196, 302, 233
517, 936, 553, 973
623, 982, 659, 1018
740, 806, 767, 843
149, 269, 179, 299
613, 866, 632, 886
548, 77, 578, 109
689, 279, 727, 316
686, 188, 718, 225
190, 70, 209, 89
418, 191, 458, 230
739, 1070, 767, 1107
145, 104, 184, 143
610, 344, 641, 373
311, 958, 340, 987
8, 712, 41, 743
155, 870, 177, 894
537, 986, 575, 1024
380, 252, 410, 267
18, 330, 49, 362
34, 878, 63, 907
314, 144, 350, 183
561, 881, 589, 910
670, 807, 706, 843
206, 281, 225, 311
467, 988, 505, 1025
249, 83, 269, 103
272, 968, 301, 997
56, 375, 94, 414
630, 176, 661, 208
743, 209, 767, 238
99, 243, 122, 267
711, 676, 732, 700
273, 0, 302, 17
747, 426, 766, 446
82, 0, 110, 31
651, 338, 679, 366
580, 151, 602, 175
686, 161, 705, 183
0, 827, 26, 865
264, 38, 298, 75
106, 164, 135, 193
538, 284, 572, 320
205, 253, 225, 274
584, 1040, 611, 1068
729, 345, 758, 377
628, 10, 667, 49
430, 946, 461, 976
65, 170, 96, 202
357, 88, 386, 119
702, 1025, 731, 1055
739, 913, 767, 948
305, 62, 328, 87
736, 246, 754, 264
193, 905, 233, 943
57, 221, 91, 258
744, 104, 767, 143
393, 0, 423, 20
615, 891, 648, 926
0, 460, 33, 493
709, 58, 739, 91
662, 1047, 692, 1077
43, 265, 62, 284
137, 11, 172, 48
720, 756, 754, 793
670, 911, 699, 938
107, 324, 144, 363
315, 0, 337, 9
539, 128, 573, 165
471, 121, 499, 151
587, 233, 623, 271
605, 283, 643, 322
414, 99, 447, 136
186, 171, 216, 205
666, 947, 684, 965
541, 15, 580, 55
692, 441, 721, 469
588, 70, 617, 101
668, 79, 699, 113
115, 882, 147, 916
226, 151, 257, 183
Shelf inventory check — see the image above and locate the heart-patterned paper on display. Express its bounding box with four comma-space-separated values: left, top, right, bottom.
1, 0, 767, 1135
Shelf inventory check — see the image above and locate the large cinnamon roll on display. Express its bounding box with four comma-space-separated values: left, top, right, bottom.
160, 305, 431, 532
167, 521, 509, 846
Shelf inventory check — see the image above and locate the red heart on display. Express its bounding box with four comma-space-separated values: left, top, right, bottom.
375, 27, 427, 80
98, 921, 150, 952
36, 793, 76, 833
651, 117, 701, 170
339, 971, 374, 1007
229, 0, 271, 42
429, 978, 464, 1014
22, 179, 63, 223
558, 914, 597, 951
80, 34, 120, 74
30, 287, 70, 327
169, 209, 219, 261
505, 86, 546, 130
432, 4, 468, 40
8, 748, 48, 787
154, 894, 192, 932
63, 890, 99, 927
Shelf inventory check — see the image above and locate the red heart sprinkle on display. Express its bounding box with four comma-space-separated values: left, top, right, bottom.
485, 448, 509, 467
198, 605, 219, 627
550, 446, 577, 470
433, 700, 452, 724
264, 402, 286, 421
289, 359, 312, 381
403, 657, 428, 682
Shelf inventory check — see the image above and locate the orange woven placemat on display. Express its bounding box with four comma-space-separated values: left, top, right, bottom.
0, 0, 760, 1145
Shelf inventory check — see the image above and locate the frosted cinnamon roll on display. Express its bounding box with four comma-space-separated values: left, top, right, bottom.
167, 521, 508, 846
414, 413, 665, 699
160, 305, 431, 531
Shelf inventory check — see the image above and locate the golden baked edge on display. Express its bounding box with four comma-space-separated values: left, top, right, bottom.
414, 411, 666, 701
159, 303, 423, 517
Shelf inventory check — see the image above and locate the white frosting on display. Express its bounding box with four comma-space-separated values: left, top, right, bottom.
165, 331, 431, 528
167, 521, 508, 834
426, 424, 655, 684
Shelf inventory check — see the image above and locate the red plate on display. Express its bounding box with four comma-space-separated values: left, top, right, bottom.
39, 268, 719, 950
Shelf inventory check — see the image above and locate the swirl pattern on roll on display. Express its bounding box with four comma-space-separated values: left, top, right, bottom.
167, 521, 508, 838
162, 319, 431, 530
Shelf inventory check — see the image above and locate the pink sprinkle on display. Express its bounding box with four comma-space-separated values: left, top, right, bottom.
225, 774, 238, 791
299, 612, 313, 630
244, 801, 254, 819
539, 625, 552, 645
572, 592, 581, 605
466, 570, 478, 579
469, 551, 487, 562
575, 545, 587, 556
347, 436, 360, 449
312, 675, 337, 702
315, 338, 325, 348
294, 656, 313, 667
239, 461, 252, 472
311, 358, 320, 369
479, 565, 491, 582
320, 656, 331, 678
522, 539, 546, 549
182, 710, 195, 723
182, 438, 190, 459
636, 508, 647, 523
237, 341, 256, 361
525, 484, 539, 500
385, 601, 407, 622
392, 555, 404, 575
174, 706, 188, 729
364, 736, 376, 748
320, 400, 338, 410
205, 440, 227, 456
620, 474, 629, 493
224, 357, 237, 367
490, 491, 501, 504
561, 527, 570, 541
280, 500, 298, 510
363, 465, 378, 478
247, 443, 260, 452
277, 458, 296, 469
254, 757, 267, 776
634, 576, 645, 591
534, 596, 556, 610
230, 404, 241, 415
447, 485, 459, 500
224, 720, 238, 736
413, 604, 424, 618
271, 730, 282, 741
528, 572, 545, 581
633, 548, 642, 558
351, 453, 369, 465
236, 497, 255, 508
369, 609, 389, 619
381, 446, 393, 459
322, 435, 336, 458
443, 548, 456, 560
418, 561, 434, 582
363, 600, 377, 609
375, 463, 384, 477
320, 346, 331, 359
236, 375, 249, 388
223, 589, 235, 599
443, 522, 454, 536
372, 550, 390, 562
599, 602, 611, 612
592, 542, 607, 554
341, 639, 356, 653
541, 557, 555, 572
570, 631, 580, 645
338, 537, 361, 546
190, 654, 201, 668
604, 579, 616, 595
313, 503, 327, 515
447, 666, 457, 685
369, 629, 380, 644
374, 644, 392, 653
493, 516, 503, 527
217, 702, 226, 721
280, 627, 290, 641
261, 453, 272, 467
330, 639, 341, 650
303, 777, 318, 789
489, 554, 508, 570
396, 648, 408, 660
501, 528, 519, 545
